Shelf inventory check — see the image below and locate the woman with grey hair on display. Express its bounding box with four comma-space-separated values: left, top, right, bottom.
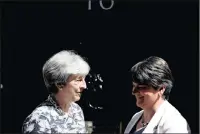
22, 50, 90, 133
124, 56, 191, 133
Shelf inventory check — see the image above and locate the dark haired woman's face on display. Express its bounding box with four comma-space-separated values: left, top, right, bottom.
132, 82, 162, 109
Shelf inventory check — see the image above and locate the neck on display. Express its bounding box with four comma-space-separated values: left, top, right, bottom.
55, 94, 71, 113
143, 98, 165, 122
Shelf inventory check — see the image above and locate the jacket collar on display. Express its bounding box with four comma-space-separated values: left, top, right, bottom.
47, 94, 66, 115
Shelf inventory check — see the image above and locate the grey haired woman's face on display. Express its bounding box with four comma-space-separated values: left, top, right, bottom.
57, 74, 87, 103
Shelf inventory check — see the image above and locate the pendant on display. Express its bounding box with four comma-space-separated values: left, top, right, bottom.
142, 122, 149, 127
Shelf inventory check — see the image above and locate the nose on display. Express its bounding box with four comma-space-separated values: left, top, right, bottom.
80, 79, 87, 90
132, 87, 138, 94
132, 86, 141, 95
132, 90, 141, 97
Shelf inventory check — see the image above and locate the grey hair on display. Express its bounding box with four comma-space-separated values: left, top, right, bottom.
42, 50, 90, 93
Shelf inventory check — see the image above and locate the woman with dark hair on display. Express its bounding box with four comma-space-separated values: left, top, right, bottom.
124, 56, 190, 133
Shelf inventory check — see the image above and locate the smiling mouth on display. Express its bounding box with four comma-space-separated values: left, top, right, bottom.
76, 92, 82, 96
138, 96, 144, 99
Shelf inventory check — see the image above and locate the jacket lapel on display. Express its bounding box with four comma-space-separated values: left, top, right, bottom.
143, 100, 167, 133
125, 110, 143, 133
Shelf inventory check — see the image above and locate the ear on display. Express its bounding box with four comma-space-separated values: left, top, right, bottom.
159, 86, 166, 95
55, 83, 64, 90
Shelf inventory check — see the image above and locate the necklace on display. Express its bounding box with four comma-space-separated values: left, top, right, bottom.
141, 115, 149, 127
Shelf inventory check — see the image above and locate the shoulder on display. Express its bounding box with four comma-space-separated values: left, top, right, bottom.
161, 101, 191, 133
30, 105, 51, 118
23, 106, 51, 124
22, 106, 51, 133
164, 101, 187, 120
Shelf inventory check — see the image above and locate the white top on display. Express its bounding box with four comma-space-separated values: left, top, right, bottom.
124, 100, 191, 133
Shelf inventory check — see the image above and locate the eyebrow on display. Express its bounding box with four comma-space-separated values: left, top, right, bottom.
77, 75, 86, 79
132, 83, 148, 87
137, 85, 148, 87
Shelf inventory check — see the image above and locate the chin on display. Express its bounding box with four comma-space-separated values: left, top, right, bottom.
136, 104, 142, 108
74, 96, 80, 102
136, 102, 144, 108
